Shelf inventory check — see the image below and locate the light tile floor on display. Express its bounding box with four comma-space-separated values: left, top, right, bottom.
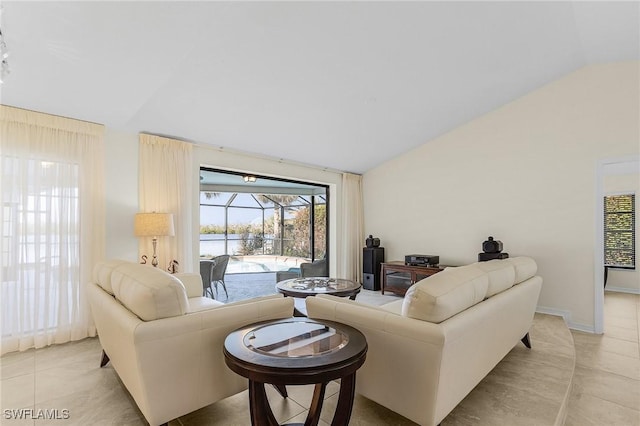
1, 291, 638, 425
565, 291, 640, 426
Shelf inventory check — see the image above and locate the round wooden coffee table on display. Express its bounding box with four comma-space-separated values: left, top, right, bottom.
223, 317, 367, 426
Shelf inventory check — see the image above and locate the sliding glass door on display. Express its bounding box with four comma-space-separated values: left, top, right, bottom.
199, 168, 328, 273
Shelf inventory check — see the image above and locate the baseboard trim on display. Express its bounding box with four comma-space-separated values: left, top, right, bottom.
566, 321, 596, 334
605, 286, 640, 295
535, 306, 570, 322
536, 306, 596, 334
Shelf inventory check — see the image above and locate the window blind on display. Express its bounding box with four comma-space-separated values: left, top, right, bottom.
604, 193, 636, 269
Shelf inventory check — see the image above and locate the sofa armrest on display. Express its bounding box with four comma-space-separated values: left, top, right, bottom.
134, 294, 294, 342
224, 293, 287, 307
174, 273, 203, 298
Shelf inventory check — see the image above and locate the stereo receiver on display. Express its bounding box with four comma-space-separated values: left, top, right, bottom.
405, 254, 439, 267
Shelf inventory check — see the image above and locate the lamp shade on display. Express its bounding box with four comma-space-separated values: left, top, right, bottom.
134, 213, 175, 237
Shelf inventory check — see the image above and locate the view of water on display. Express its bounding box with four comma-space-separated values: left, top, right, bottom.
199, 233, 278, 257
200, 234, 242, 257
200, 234, 308, 273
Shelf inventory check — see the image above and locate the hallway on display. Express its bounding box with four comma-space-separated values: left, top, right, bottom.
565, 291, 640, 425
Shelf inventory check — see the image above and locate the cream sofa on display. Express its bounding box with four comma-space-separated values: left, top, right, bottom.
87, 260, 294, 426
306, 256, 542, 426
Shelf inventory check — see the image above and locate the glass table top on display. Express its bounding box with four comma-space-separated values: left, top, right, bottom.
277, 277, 359, 294
243, 320, 349, 358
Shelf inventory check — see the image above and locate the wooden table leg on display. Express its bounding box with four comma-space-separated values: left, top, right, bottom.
248, 380, 279, 426
304, 382, 327, 426
330, 373, 357, 426
99, 350, 110, 367
272, 384, 288, 398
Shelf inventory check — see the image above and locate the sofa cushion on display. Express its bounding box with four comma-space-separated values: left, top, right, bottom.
401, 264, 488, 323
506, 256, 538, 284
474, 260, 516, 297
110, 263, 189, 321
93, 259, 129, 295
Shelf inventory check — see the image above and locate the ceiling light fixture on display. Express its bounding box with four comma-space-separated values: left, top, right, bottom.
243, 175, 257, 183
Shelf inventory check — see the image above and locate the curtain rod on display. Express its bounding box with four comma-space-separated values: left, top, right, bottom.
140, 131, 356, 176
208, 144, 349, 175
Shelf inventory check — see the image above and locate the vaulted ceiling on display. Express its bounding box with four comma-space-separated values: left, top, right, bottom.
1, 1, 638, 173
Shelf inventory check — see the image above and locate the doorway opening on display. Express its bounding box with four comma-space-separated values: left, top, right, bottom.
595, 156, 639, 334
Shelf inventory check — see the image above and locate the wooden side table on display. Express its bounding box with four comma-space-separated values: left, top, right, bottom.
381, 261, 443, 296
224, 318, 367, 426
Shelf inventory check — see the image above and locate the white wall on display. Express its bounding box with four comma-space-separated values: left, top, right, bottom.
104, 129, 139, 261
604, 172, 640, 294
362, 62, 640, 331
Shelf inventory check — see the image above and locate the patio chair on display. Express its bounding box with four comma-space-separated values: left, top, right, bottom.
300, 258, 328, 277
275, 268, 300, 283
275, 258, 328, 283
200, 255, 230, 299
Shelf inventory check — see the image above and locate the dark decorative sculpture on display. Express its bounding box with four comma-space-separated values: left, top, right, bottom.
478, 236, 509, 261
140, 255, 148, 264
168, 259, 179, 274
365, 235, 380, 248
482, 236, 503, 253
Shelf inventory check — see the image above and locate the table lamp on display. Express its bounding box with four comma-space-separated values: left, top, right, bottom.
134, 212, 175, 267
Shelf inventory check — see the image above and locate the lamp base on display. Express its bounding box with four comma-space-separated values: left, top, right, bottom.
151, 238, 158, 267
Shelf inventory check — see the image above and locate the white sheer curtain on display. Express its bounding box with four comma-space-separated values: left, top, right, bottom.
138, 134, 193, 272
338, 172, 364, 283
0, 106, 105, 355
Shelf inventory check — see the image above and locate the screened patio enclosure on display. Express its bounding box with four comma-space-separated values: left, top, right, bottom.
199, 168, 328, 275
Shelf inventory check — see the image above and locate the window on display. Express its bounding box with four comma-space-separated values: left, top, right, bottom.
604, 193, 635, 269
1, 157, 81, 337
1, 105, 104, 355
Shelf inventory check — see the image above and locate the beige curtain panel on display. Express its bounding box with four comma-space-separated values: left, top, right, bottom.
138, 133, 193, 272
0, 106, 105, 354
339, 172, 364, 283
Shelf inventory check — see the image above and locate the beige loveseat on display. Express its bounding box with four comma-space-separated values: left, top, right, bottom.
87, 260, 294, 426
306, 256, 542, 426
